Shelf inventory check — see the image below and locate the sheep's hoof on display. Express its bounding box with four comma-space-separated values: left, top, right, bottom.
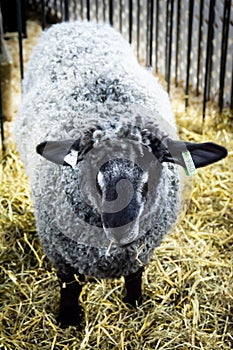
123, 296, 143, 309
57, 305, 84, 328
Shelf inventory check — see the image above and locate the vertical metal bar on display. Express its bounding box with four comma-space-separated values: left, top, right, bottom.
206, 2, 215, 101
129, 0, 133, 43
167, 0, 173, 94
146, 0, 149, 66
86, 0, 90, 20
165, 0, 174, 94
21, 0, 27, 38
103, 0, 106, 22
146, 0, 154, 67
64, 0, 69, 21
196, 0, 204, 96
109, 0, 113, 25
203, 0, 216, 120
80, 0, 84, 20
73, 0, 77, 20
95, 0, 99, 22
185, 0, 194, 109
119, 0, 123, 33
155, 0, 159, 73
165, 0, 169, 82
175, 0, 181, 87
16, 0, 24, 80
231, 60, 233, 110
137, 0, 140, 58
0, 9, 5, 151
41, 0, 46, 30
0, 78, 5, 152
219, 0, 231, 113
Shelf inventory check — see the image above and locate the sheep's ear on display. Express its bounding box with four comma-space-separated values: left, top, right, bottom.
36, 139, 80, 167
184, 142, 228, 168
162, 140, 228, 169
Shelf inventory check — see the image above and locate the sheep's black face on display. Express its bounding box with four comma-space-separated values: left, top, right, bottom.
97, 158, 148, 246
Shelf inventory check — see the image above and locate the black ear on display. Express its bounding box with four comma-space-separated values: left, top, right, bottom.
36, 139, 80, 166
161, 139, 228, 169
184, 142, 228, 168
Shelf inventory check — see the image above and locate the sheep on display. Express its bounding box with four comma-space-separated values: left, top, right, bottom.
15, 20, 227, 327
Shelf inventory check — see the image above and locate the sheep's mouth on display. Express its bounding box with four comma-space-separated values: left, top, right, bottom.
101, 205, 143, 246
103, 224, 140, 246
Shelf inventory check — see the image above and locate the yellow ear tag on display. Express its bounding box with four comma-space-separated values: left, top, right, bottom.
182, 150, 196, 176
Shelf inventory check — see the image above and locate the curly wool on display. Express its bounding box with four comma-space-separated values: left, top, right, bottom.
15, 21, 181, 279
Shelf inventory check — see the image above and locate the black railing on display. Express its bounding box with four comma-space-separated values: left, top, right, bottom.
1, 0, 233, 149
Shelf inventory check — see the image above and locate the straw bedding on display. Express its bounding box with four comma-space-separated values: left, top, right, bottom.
1, 20, 233, 350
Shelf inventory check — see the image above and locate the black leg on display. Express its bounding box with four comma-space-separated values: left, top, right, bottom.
55, 260, 85, 328
123, 267, 144, 308
57, 274, 85, 328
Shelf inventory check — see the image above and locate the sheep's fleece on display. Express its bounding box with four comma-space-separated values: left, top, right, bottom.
15, 21, 184, 279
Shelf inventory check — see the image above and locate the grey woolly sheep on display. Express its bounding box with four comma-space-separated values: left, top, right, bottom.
15, 20, 227, 327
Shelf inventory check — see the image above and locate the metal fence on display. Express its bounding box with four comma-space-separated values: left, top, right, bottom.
1, 0, 233, 149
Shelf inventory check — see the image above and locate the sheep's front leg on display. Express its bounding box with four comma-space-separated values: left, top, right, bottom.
56, 265, 85, 328
123, 267, 144, 307
57, 276, 84, 327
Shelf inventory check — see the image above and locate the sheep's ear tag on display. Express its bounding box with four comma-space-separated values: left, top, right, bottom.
182, 150, 196, 176
64, 149, 79, 168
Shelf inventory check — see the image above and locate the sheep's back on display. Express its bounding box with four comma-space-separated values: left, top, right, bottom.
15, 21, 177, 169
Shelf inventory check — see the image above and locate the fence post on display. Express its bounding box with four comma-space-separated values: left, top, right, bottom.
165, 0, 174, 94
185, 0, 194, 109
16, 0, 24, 80
203, 0, 216, 120
0, 77, 5, 152
219, 0, 231, 113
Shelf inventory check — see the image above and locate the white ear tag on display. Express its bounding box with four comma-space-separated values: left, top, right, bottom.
64, 149, 79, 168
182, 150, 196, 176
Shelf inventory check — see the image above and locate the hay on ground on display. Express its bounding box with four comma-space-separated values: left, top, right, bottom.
0, 20, 233, 350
